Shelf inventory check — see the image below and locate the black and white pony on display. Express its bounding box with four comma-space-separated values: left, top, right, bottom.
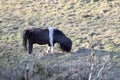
23, 27, 72, 54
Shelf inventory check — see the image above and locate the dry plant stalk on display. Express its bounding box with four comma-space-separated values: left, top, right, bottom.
93, 61, 108, 80
25, 63, 30, 80
24, 55, 33, 80
86, 36, 95, 80
86, 34, 109, 80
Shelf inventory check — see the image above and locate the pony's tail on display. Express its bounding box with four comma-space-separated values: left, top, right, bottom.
23, 30, 28, 51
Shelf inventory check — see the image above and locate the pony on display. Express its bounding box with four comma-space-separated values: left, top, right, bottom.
23, 27, 72, 54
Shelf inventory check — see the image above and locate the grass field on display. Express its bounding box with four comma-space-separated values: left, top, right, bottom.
0, 0, 120, 80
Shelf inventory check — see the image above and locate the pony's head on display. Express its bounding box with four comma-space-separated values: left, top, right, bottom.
54, 29, 72, 52
59, 37, 72, 52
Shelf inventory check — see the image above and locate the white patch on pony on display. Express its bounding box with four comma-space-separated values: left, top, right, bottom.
48, 27, 55, 53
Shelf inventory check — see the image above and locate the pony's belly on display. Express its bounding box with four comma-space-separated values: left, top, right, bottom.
35, 40, 49, 45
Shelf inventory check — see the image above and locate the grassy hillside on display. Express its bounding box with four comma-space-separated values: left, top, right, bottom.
0, 0, 120, 80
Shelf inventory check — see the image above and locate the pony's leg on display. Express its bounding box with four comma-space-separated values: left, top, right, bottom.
28, 42, 33, 54
47, 46, 54, 53
48, 44, 54, 53
48, 46, 54, 53
51, 46, 54, 53
47, 46, 51, 53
